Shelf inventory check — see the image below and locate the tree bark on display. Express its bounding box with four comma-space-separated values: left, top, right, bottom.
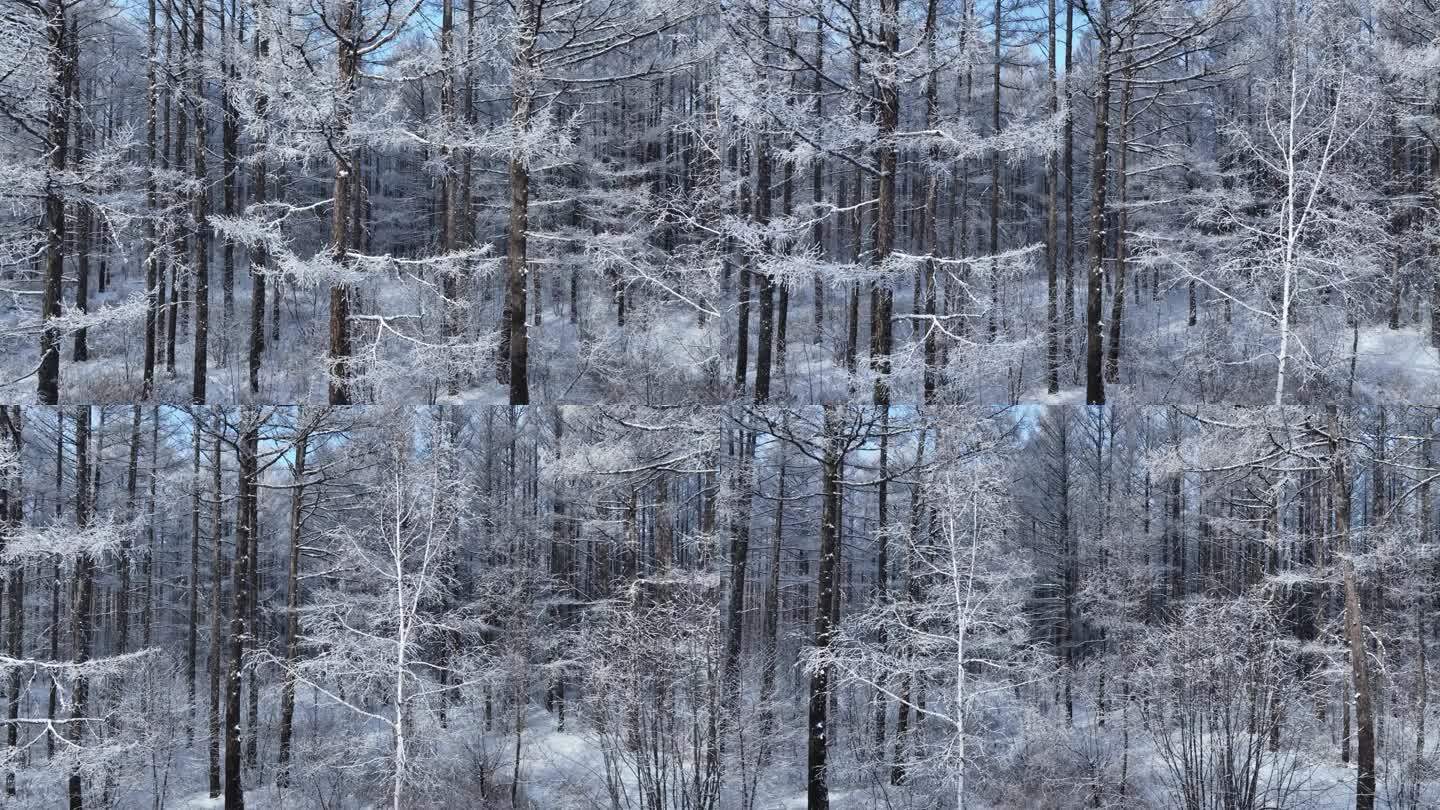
1104, 59, 1134, 384
207, 415, 223, 798
1084, 21, 1113, 405
224, 410, 258, 808
143, 0, 160, 396
38, 0, 70, 404
328, 0, 359, 405
1328, 407, 1375, 810
807, 405, 845, 810
277, 420, 306, 786
502, 0, 540, 404
191, 0, 209, 404
1045, 0, 1059, 394
72, 69, 89, 364
68, 406, 95, 810
1, 408, 23, 797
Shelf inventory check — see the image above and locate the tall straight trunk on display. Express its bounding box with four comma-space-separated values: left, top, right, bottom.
890, 430, 928, 784
724, 428, 754, 707
1084, 22, 1113, 405
249, 18, 268, 395
1104, 61, 1133, 384
439, 0, 459, 395
1432, 120, 1440, 349
277, 423, 307, 786
752, 0, 775, 402
68, 406, 95, 810
328, 0, 359, 405
808, 405, 845, 810
776, 128, 792, 374
921, 0, 942, 403
119, 405, 142, 655
1386, 112, 1402, 331
1329, 408, 1375, 810
735, 146, 752, 397
224, 410, 258, 808
46, 414, 62, 760
811, 15, 825, 344
872, 416, 891, 751
1, 408, 20, 797
221, 0, 238, 324
1044, 0, 1059, 393
72, 72, 90, 364
462, 0, 477, 253
191, 0, 209, 404
143, 0, 160, 397
188, 410, 201, 739
168, 1, 189, 378
502, 0, 540, 405
871, 0, 899, 407
1061, 0, 1075, 368
244, 439, 261, 771
38, 0, 70, 404
144, 412, 157, 646
758, 448, 786, 740
207, 418, 223, 798
987, 0, 1001, 341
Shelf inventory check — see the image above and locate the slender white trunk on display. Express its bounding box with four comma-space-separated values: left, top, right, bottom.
1274, 268, 1291, 406
393, 478, 408, 810
947, 480, 984, 810
1275, 65, 1299, 407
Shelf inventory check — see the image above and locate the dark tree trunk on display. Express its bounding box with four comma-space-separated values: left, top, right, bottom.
1084, 24, 1113, 405
192, 0, 209, 404
807, 405, 845, 810
277, 423, 307, 786
68, 406, 95, 810
328, 0, 359, 405
38, 0, 70, 405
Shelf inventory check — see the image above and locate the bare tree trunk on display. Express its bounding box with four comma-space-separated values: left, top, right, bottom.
1084, 19, 1113, 405
921, 0, 942, 403
249, 18, 268, 395
207, 416, 223, 799
46, 412, 64, 761
1329, 407, 1375, 810
723, 428, 753, 713
1044, 0, 1059, 394
439, 0, 460, 395
277, 422, 306, 786
758, 446, 786, 743
143, 0, 160, 396
38, 0, 70, 404
1061, 0, 1075, 370
870, 0, 898, 407
72, 70, 90, 364
987, 0, 1001, 342
191, 0, 209, 404
119, 406, 142, 655
224, 409, 258, 808
221, 0, 239, 326
187, 410, 200, 741
68, 406, 95, 810
1104, 58, 1134, 384
753, 1, 775, 403
328, 0, 359, 405
811, 16, 825, 344
807, 405, 845, 810
502, 0, 540, 404
2, 408, 24, 797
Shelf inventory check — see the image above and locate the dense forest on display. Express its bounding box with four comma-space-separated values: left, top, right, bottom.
0, 0, 1437, 806
0, 404, 1431, 808
1, 0, 1438, 404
